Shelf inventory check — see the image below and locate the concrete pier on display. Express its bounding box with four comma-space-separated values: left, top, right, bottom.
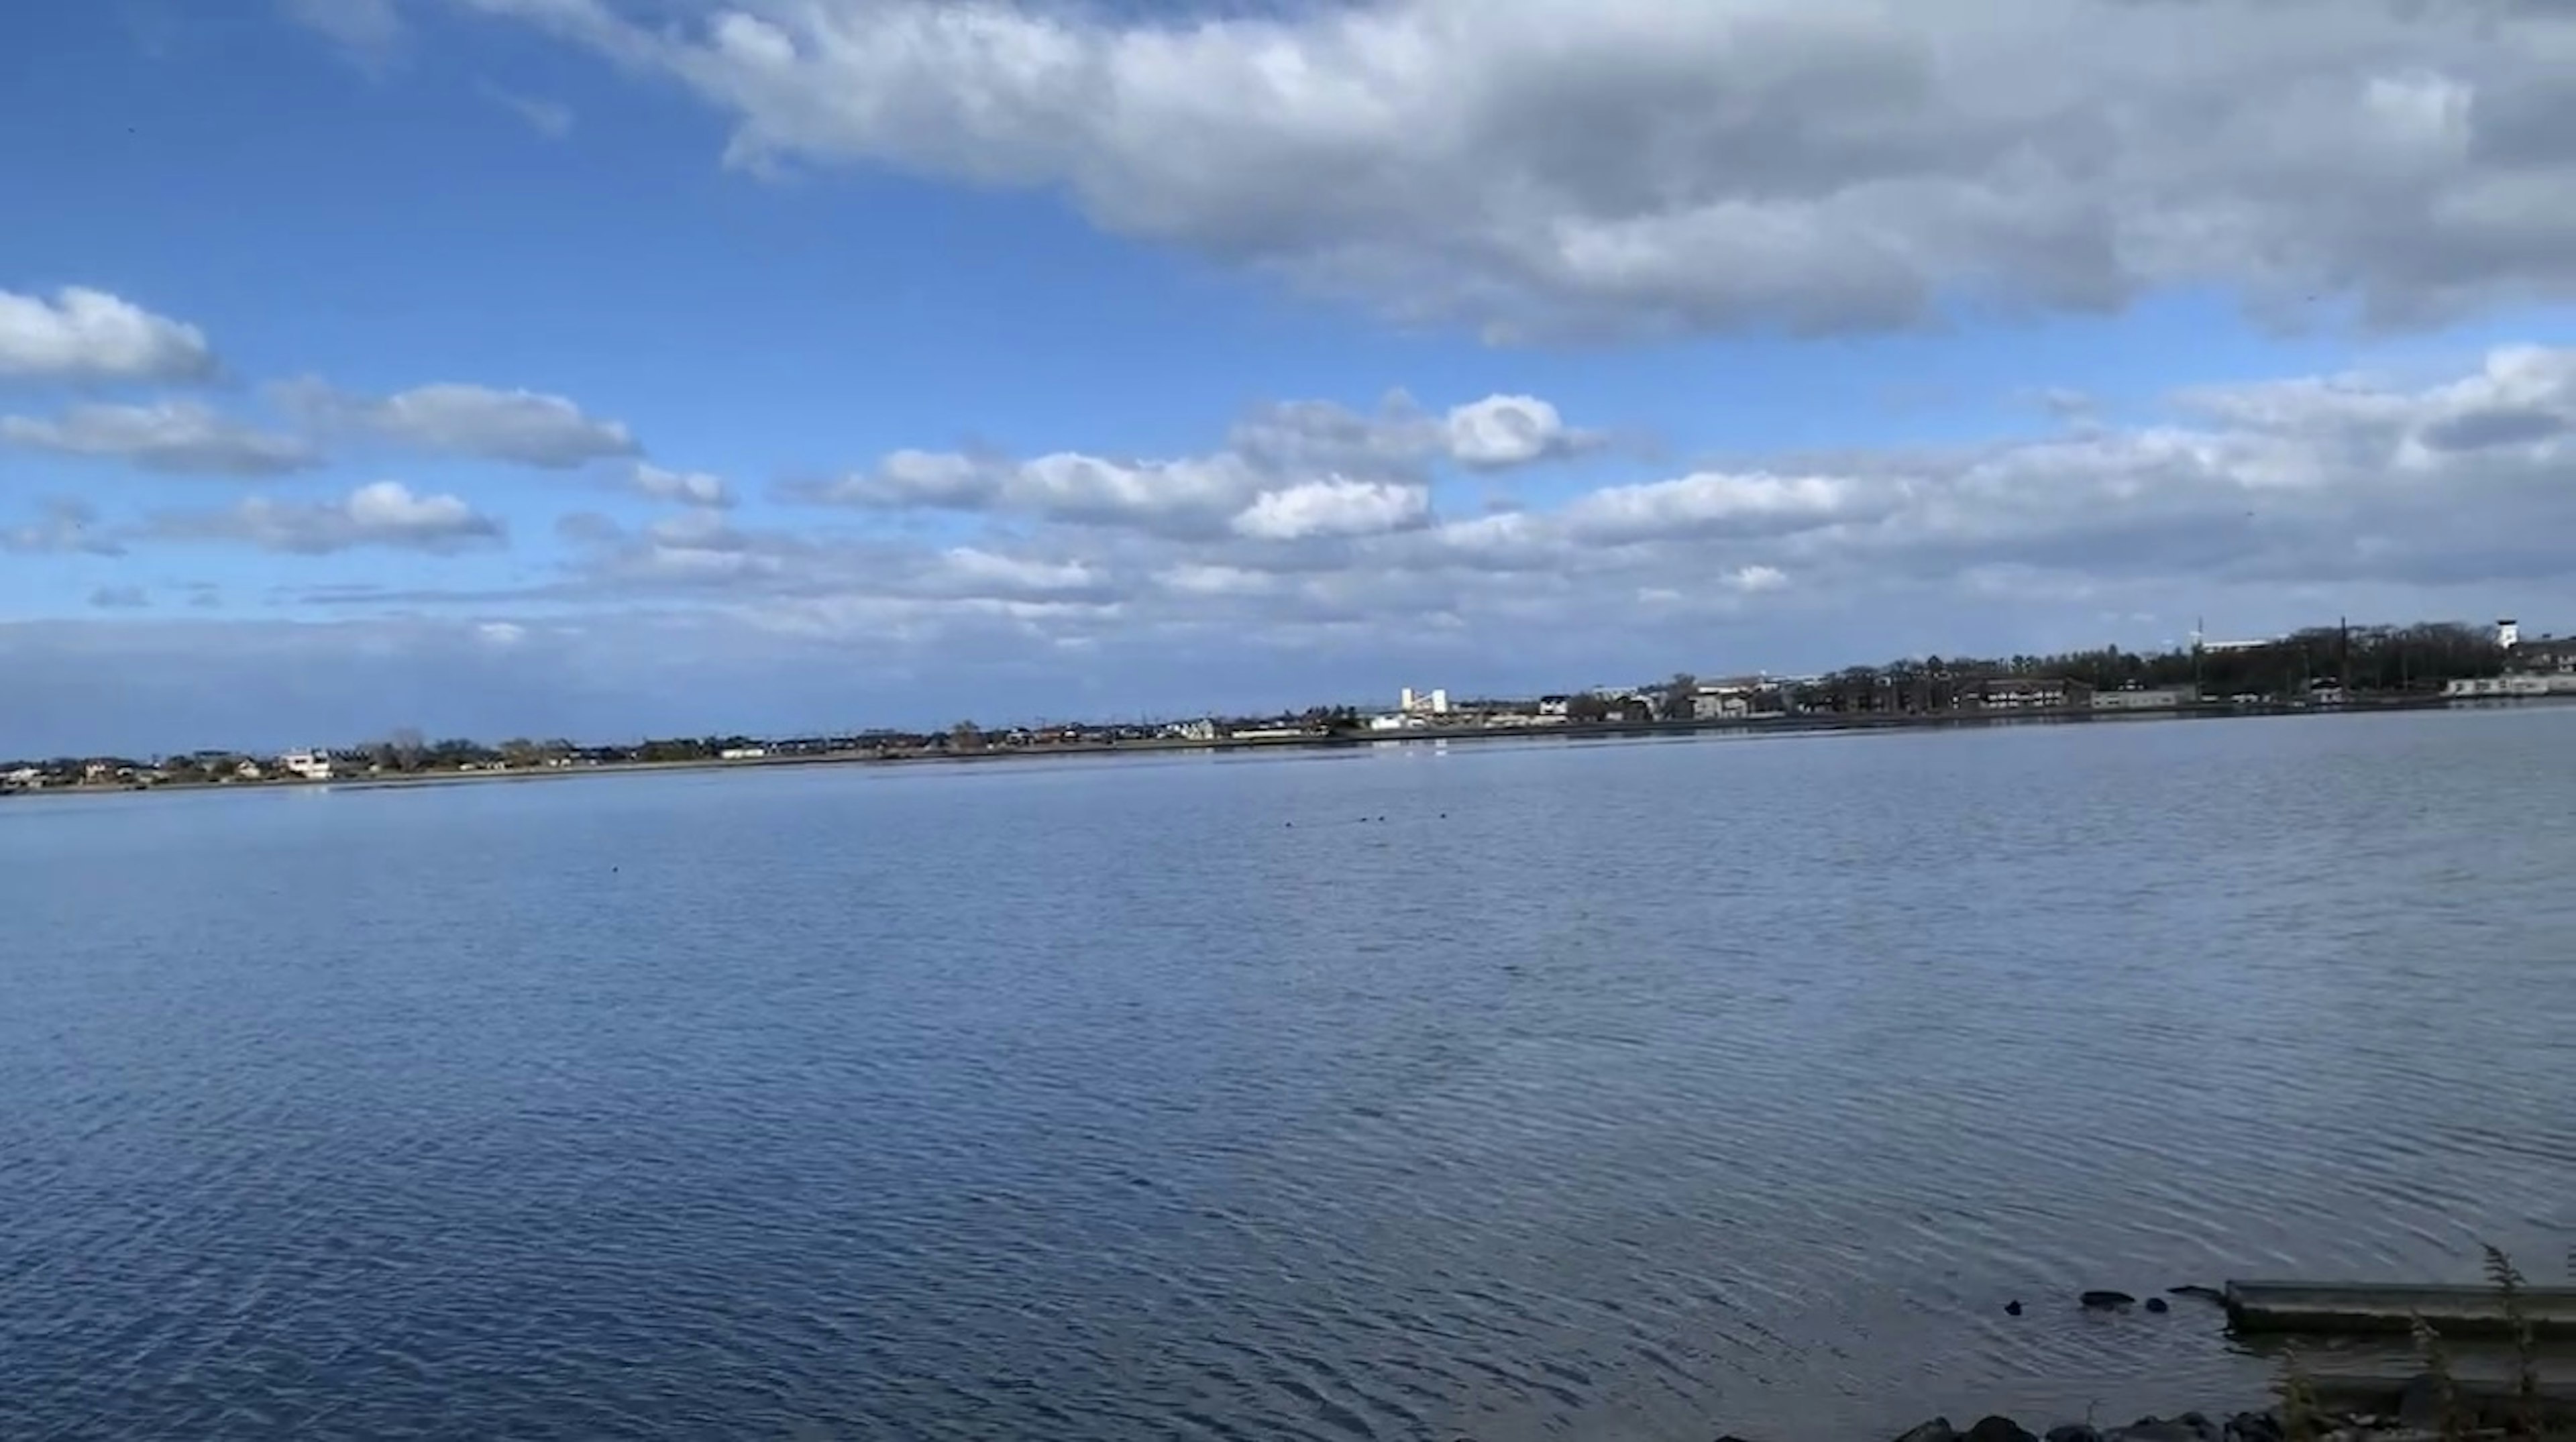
2225, 1280, 2576, 1337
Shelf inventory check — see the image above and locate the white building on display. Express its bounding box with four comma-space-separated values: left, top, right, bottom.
2447, 673, 2576, 699
1397, 687, 1451, 716
2499, 618, 2522, 650
718, 746, 768, 761
279, 749, 333, 781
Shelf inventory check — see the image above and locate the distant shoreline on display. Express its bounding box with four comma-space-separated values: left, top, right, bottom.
9, 692, 2548, 806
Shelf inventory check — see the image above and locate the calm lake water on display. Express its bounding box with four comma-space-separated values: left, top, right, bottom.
5, 709, 2575, 1441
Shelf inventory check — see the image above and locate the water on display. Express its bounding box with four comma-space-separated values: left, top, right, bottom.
5, 709, 2574, 1441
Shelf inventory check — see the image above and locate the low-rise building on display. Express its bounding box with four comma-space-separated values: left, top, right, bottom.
280, 749, 333, 781
2092, 686, 2196, 712
2447, 674, 2576, 698
2508, 634, 2576, 674
1975, 677, 2093, 710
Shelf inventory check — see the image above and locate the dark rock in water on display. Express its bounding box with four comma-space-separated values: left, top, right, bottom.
2167, 1284, 2226, 1305
2396, 1371, 2448, 1429
1893, 1421, 1959, 1442
2145, 1297, 2170, 1314
2080, 1290, 2138, 1309
2220, 1414, 2282, 1442
2044, 1427, 2102, 1442
2105, 1419, 2200, 1442
1965, 1417, 2036, 1442
2005, 1300, 2023, 1316
2176, 1413, 2217, 1441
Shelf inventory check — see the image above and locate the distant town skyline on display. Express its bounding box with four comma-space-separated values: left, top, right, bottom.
8, 1, 2576, 756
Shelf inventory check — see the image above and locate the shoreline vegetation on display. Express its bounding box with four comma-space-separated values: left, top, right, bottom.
9, 617, 2570, 799
5, 691, 2548, 803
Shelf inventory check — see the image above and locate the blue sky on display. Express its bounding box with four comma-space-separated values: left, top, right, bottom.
5, 0, 2576, 755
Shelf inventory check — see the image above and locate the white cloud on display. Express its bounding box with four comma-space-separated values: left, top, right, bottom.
54, 342, 2576, 744
1559, 472, 1869, 546
146, 481, 506, 555
791, 390, 1594, 537
630, 461, 733, 507
528, 343, 2576, 653
278, 378, 639, 467
0, 286, 215, 382
0, 402, 321, 476
469, 0, 2576, 339
1232, 478, 1430, 541
1443, 394, 1593, 467
932, 547, 1103, 598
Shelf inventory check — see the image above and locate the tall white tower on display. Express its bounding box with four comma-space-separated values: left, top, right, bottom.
2500, 618, 2522, 650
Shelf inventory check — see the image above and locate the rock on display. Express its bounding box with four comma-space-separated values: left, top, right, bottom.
2106, 1419, 2198, 1442
1894, 1421, 1959, 1442
2006, 1300, 2024, 1316
2394, 1372, 2447, 1431
2045, 1427, 2102, 1442
2080, 1290, 2139, 1309
1965, 1418, 2037, 1442
2221, 1414, 2282, 1442
2145, 1297, 2170, 1314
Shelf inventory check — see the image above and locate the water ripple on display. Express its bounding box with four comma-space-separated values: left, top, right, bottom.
5, 711, 2576, 1439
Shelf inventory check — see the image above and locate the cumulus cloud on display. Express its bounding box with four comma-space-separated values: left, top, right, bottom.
1443, 395, 1595, 467
790, 390, 1593, 537
373, 343, 2576, 662
46, 342, 2576, 748
0, 402, 322, 476
0, 286, 215, 382
145, 481, 506, 555
464, 0, 2576, 339
312, 341, 2526, 700
1232, 479, 1431, 541
629, 461, 733, 507
277, 378, 639, 467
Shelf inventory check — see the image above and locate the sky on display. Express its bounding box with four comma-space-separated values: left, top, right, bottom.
5, 0, 2576, 755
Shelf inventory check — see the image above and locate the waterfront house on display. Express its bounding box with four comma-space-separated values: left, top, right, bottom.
1974, 676, 2093, 710
2092, 685, 2195, 711
280, 749, 333, 781
2507, 633, 2576, 674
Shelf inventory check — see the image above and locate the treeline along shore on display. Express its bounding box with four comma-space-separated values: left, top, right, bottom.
7, 616, 2565, 797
